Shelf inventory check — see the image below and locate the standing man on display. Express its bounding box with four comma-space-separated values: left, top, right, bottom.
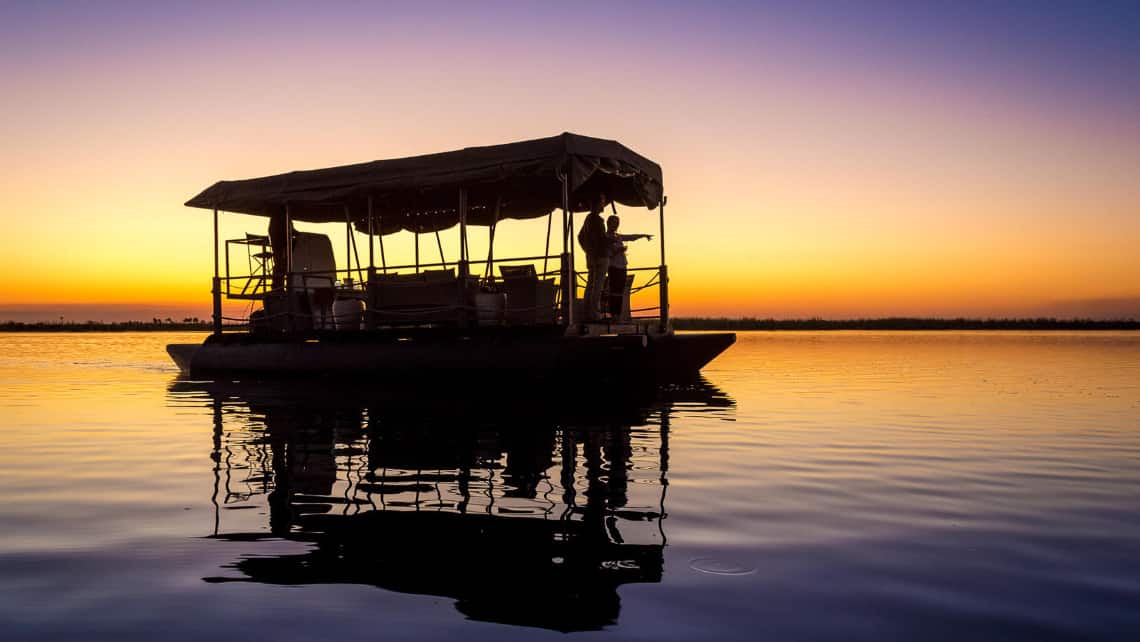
577, 194, 609, 322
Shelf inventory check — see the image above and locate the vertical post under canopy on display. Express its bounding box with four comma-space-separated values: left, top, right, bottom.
367, 197, 374, 270
658, 195, 669, 330
212, 208, 221, 335
458, 188, 469, 278
559, 171, 573, 326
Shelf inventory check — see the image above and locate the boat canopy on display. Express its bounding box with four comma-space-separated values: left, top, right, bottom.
185, 133, 663, 236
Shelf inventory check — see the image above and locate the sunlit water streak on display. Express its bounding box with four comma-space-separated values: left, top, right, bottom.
0, 331, 1138, 641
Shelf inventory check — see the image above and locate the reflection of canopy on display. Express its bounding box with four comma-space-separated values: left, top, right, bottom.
184, 132, 663, 235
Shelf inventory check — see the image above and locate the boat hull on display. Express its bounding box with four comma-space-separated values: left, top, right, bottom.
166, 330, 733, 380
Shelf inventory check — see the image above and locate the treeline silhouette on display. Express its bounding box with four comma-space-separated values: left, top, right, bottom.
1, 317, 1138, 332
672, 317, 1140, 331
0, 318, 215, 332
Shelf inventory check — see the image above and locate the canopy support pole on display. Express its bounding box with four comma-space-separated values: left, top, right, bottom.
284, 203, 293, 279
285, 202, 295, 331
414, 230, 420, 274
212, 208, 221, 335
345, 206, 364, 284
658, 195, 669, 331
559, 172, 573, 326
484, 195, 501, 280
366, 199, 375, 330
458, 188, 469, 326
434, 230, 447, 270
542, 210, 552, 276
378, 217, 387, 273
367, 197, 374, 271
458, 188, 469, 278
345, 210, 352, 280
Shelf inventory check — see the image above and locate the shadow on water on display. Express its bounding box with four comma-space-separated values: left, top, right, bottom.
167, 376, 734, 632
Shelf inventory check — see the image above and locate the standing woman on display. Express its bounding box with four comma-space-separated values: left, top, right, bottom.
605, 214, 652, 320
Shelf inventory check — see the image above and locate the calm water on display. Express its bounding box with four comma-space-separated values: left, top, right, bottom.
1, 331, 1139, 641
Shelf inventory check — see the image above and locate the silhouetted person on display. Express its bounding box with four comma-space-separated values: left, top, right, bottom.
268, 205, 294, 290
604, 215, 651, 319
578, 195, 609, 322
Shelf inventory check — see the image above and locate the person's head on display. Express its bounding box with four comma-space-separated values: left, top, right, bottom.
607, 215, 620, 232
591, 193, 606, 214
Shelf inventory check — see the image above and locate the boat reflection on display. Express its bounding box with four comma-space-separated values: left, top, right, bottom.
168, 378, 733, 632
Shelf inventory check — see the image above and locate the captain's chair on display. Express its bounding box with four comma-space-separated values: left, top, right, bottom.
289, 232, 337, 329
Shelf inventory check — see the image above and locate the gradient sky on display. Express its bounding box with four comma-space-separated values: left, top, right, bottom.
2, 1, 1138, 320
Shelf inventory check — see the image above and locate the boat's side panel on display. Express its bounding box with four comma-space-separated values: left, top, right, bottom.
178, 334, 650, 378
166, 332, 734, 380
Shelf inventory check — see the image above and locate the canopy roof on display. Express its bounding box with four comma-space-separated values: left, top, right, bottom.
185, 133, 663, 235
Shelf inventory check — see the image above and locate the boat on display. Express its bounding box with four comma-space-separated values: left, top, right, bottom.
166, 133, 734, 378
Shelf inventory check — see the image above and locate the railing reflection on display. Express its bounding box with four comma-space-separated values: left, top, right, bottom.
169, 378, 733, 632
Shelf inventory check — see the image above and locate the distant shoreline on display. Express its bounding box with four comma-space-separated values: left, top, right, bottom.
672, 318, 1140, 331
1, 318, 1137, 332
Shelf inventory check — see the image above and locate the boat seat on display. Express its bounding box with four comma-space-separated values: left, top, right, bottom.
368, 269, 471, 325
498, 265, 556, 324
289, 232, 337, 329
499, 264, 536, 279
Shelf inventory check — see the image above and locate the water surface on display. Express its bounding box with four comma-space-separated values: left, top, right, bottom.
1, 331, 1138, 640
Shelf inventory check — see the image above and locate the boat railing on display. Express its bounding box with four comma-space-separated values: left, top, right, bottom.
572, 265, 664, 321
218, 237, 666, 331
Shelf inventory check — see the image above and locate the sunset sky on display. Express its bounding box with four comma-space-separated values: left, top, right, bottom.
2, 1, 1138, 320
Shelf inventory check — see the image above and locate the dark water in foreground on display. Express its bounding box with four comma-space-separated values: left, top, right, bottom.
1, 331, 1138, 641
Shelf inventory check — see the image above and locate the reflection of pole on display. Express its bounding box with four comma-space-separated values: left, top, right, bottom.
457, 464, 471, 514
658, 404, 671, 545
485, 466, 495, 515
559, 428, 577, 514
211, 398, 223, 536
